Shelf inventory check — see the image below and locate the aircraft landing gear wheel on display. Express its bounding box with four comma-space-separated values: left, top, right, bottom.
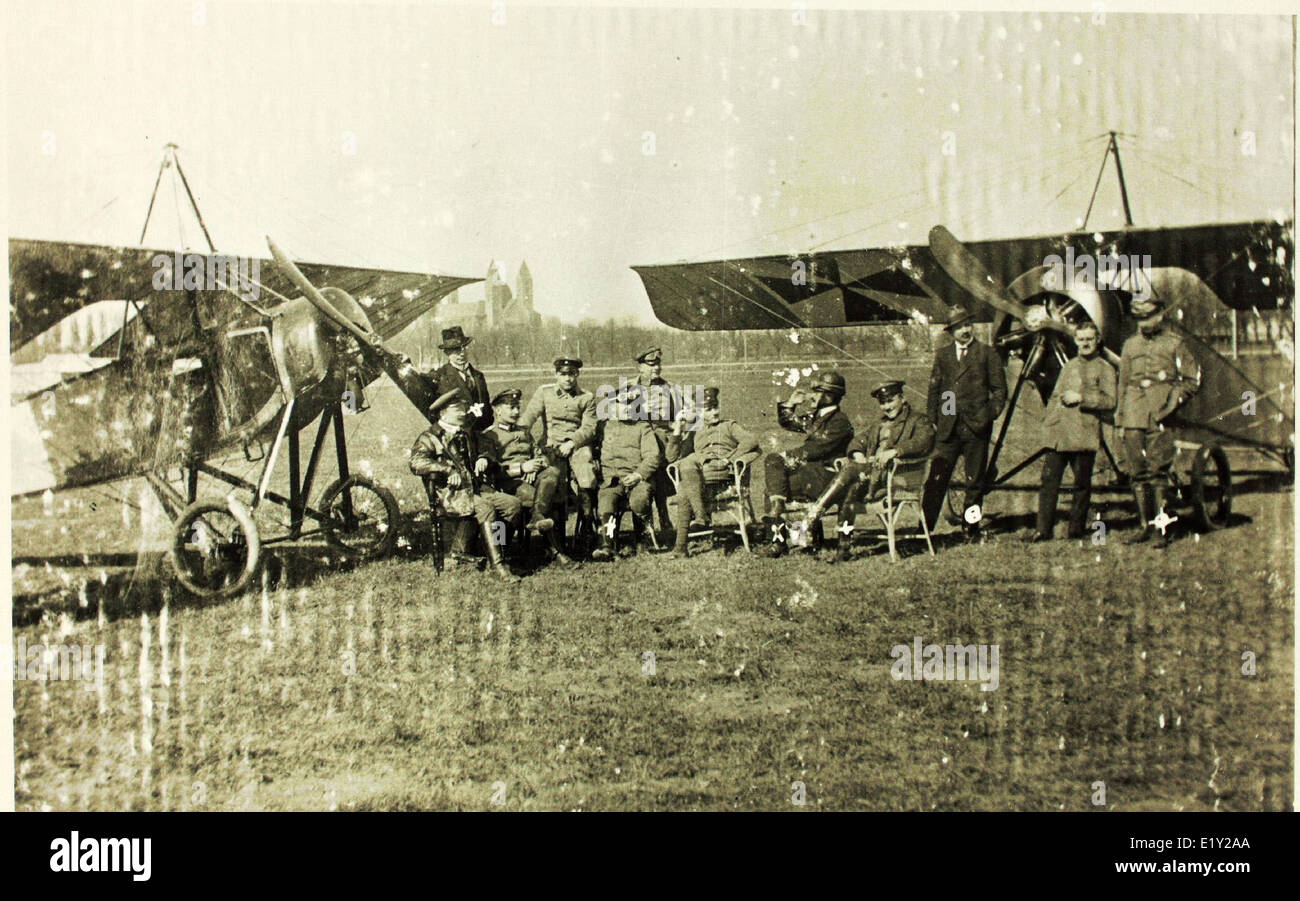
319, 475, 400, 559
171, 498, 261, 598
1188, 445, 1232, 532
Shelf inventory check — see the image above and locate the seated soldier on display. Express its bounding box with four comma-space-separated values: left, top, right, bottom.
592, 388, 663, 561
801, 379, 936, 562
756, 370, 854, 557
409, 390, 522, 582
519, 357, 599, 546
481, 387, 574, 566
668, 386, 759, 558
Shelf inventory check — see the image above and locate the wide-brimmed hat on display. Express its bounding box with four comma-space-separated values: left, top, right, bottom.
943, 306, 976, 331
439, 326, 473, 350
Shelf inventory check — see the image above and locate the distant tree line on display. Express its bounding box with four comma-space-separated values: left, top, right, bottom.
391, 315, 938, 369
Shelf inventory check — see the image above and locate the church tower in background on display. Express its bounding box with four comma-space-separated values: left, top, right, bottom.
516, 261, 533, 312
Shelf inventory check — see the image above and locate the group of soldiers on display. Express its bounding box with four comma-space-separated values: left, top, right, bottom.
408, 293, 1201, 581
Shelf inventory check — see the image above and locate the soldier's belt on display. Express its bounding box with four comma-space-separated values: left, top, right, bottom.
1131, 374, 1170, 389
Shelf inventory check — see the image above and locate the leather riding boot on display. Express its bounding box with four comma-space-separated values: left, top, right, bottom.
679, 467, 708, 528
804, 467, 854, 525
576, 489, 598, 549
528, 476, 557, 532
670, 512, 690, 558
1152, 484, 1172, 547
634, 514, 658, 553
1125, 484, 1153, 544
756, 517, 788, 558
592, 516, 617, 561
545, 529, 577, 568
481, 521, 519, 582
819, 525, 853, 563
448, 520, 479, 567
623, 515, 640, 557
766, 495, 787, 520
798, 517, 826, 553
508, 514, 527, 559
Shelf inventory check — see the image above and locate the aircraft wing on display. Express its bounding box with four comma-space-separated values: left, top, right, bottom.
8, 238, 480, 352
8, 240, 162, 351
273, 262, 480, 342
632, 219, 1292, 331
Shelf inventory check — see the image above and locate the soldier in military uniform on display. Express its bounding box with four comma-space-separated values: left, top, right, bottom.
801, 379, 936, 562
1115, 295, 1201, 545
668, 386, 759, 558
479, 387, 552, 557
518, 357, 599, 555
409, 391, 521, 581
591, 388, 663, 560
627, 346, 683, 533
423, 326, 493, 431
1030, 321, 1116, 542
756, 370, 854, 557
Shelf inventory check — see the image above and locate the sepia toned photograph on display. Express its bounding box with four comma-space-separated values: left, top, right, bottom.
4, 0, 1294, 825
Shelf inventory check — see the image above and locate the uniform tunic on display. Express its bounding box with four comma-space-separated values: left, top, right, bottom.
1042, 355, 1117, 452
1115, 327, 1201, 480
520, 383, 598, 448
409, 424, 520, 525
839, 402, 936, 505
520, 382, 599, 489
596, 419, 662, 519
1037, 354, 1116, 537
678, 419, 760, 482
847, 402, 936, 462
481, 422, 540, 504
1115, 329, 1201, 431
627, 376, 683, 430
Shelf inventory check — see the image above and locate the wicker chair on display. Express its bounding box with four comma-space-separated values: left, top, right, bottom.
665, 452, 759, 553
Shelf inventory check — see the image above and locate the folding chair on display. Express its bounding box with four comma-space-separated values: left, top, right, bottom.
665, 452, 759, 553
853, 455, 935, 561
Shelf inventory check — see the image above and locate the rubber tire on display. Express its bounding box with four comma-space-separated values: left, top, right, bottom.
319, 474, 400, 559
1188, 445, 1232, 532
170, 498, 261, 599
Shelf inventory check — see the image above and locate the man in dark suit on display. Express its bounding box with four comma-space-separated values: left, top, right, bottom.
424, 325, 493, 430
921, 306, 1008, 539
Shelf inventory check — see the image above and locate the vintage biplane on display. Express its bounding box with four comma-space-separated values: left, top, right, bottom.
633, 137, 1294, 533
10, 233, 478, 598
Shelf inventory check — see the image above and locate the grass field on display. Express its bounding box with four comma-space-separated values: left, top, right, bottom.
10, 360, 1295, 810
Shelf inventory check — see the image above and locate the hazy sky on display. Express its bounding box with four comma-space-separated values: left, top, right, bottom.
5, 1, 1294, 324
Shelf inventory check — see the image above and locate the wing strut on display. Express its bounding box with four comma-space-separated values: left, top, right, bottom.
1083, 131, 1135, 230
139, 143, 217, 252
